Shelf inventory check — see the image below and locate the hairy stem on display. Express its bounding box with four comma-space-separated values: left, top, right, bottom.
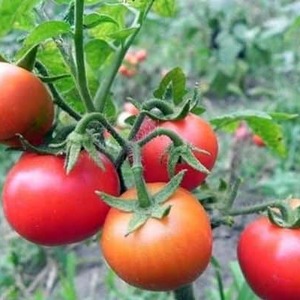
74, 0, 95, 112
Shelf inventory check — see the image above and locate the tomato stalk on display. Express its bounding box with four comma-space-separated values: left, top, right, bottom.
93, 0, 155, 112
35, 61, 81, 121
173, 284, 195, 300
74, 112, 128, 148
130, 143, 153, 208
74, 0, 95, 113
138, 128, 184, 148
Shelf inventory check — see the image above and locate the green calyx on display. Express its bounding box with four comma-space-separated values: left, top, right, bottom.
98, 170, 186, 236
267, 201, 300, 229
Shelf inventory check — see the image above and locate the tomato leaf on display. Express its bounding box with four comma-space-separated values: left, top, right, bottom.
153, 0, 176, 17
153, 67, 187, 105
83, 13, 119, 29
85, 39, 114, 71
17, 21, 72, 58
151, 205, 172, 219
210, 110, 287, 157
65, 141, 82, 174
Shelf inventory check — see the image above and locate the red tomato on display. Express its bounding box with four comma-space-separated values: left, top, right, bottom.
252, 134, 265, 147
138, 113, 218, 190
118, 65, 137, 77
2, 151, 120, 246
135, 49, 148, 62
101, 183, 212, 291
123, 102, 139, 116
238, 210, 300, 300
124, 52, 139, 65
0, 62, 54, 147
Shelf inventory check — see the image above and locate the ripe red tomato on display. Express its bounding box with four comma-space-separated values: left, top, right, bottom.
135, 49, 148, 62
238, 208, 300, 300
118, 64, 137, 77
0, 62, 54, 146
252, 134, 265, 147
138, 113, 218, 190
101, 183, 212, 291
2, 151, 120, 246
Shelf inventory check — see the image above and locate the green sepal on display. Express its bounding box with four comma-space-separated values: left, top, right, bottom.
151, 204, 172, 219
154, 170, 186, 204
167, 144, 210, 178
16, 45, 39, 71
126, 213, 149, 237
65, 140, 82, 174
82, 136, 104, 170
267, 202, 300, 229
39, 73, 71, 83
96, 192, 137, 212
13, 134, 65, 155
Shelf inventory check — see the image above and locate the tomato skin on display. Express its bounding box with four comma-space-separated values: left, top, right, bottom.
101, 183, 212, 291
238, 215, 300, 300
252, 134, 265, 147
2, 151, 120, 246
0, 62, 54, 146
139, 114, 218, 190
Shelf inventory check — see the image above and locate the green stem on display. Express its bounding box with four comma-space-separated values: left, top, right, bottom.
35, 61, 82, 121
94, 0, 155, 112
75, 112, 127, 148
138, 128, 184, 148
142, 99, 174, 115
131, 143, 152, 208
74, 0, 95, 112
174, 284, 195, 300
226, 200, 283, 216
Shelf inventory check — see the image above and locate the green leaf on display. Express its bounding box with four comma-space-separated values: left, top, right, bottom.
108, 27, 139, 42
210, 110, 286, 157
85, 39, 114, 70
19, 21, 72, 56
0, 0, 39, 36
82, 139, 104, 171
151, 205, 172, 219
153, 67, 187, 104
97, 192, 137, 212
210, 110, 272, 129
153, 0, 176, 17
247, 118, 286, 157
84, 13, 119, 29
154, 170, 186, 204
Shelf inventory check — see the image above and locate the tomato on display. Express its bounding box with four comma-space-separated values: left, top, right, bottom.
118, 64, 137, 77
2, 151, 120, 246
252, 134, 265, 147
101, 183, 212, 291
135, 49, 148, 62
138, 113, 218, 190
237, 206, 300, 300
123, 102, 139, 116
0, 62, 54, 146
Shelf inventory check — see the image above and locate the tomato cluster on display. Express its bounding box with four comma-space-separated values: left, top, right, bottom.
0, 62, 218, 293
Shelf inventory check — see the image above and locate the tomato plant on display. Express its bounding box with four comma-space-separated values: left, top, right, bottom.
101, 183, 212, 291
139, 113, 218, 190
237, 202, 300, 300
2, 151, 120, 246
0, 62, 54, 146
